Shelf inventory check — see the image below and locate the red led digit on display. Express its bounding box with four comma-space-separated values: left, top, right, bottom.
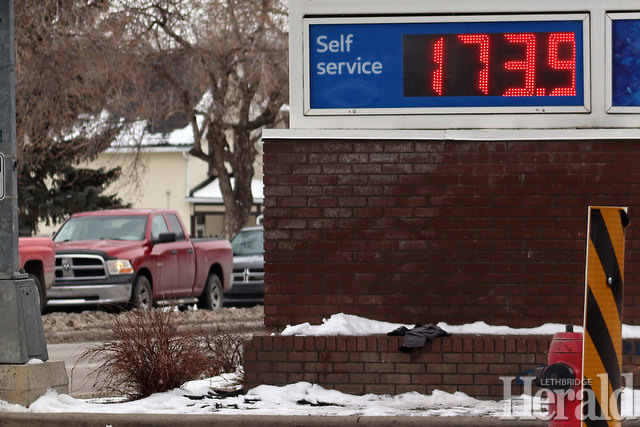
432, 37, 444, 96
503, 33, 537, 97
548, 32, 576, 96
458, 34, 490, 95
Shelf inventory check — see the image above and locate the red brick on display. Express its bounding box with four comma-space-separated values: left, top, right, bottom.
318, 372, 349, 383
318, 351, 348, 363
364, 384, 395, 394
304, 362, 333, 373
380, 373, 411, 384
380, 352, 411, 363
260, 372, 288, 384
334, 362, 364, 373
364, 362, 395, 373
412, 373, 442, 384
350, 352, 380, 363
426, 363, 457, 374
488, 364, 521, 375
288, 352, 319, 362
261, 351, 288, 361
395, 363, 426, 374
336, 384, 365, 395
288, 372, 318, 383
273, 362, 302, 372
349, 373, 379, 384
397, 384, 427, 394
410, 352, 443, 363
504, 353, 537, 364
457, 364, 490, 374
443, 374, 474, 385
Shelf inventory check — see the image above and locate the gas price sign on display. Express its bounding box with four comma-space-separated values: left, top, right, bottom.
305, 14, 589, 114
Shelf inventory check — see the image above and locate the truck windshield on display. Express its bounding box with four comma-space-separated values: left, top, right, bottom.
53, 216, 148, 242
231, 228, 264, 256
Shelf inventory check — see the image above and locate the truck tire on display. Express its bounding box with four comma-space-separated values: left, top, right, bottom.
198, 274, 223, 310
29, 274, 46, 314
130, 275, 152, 310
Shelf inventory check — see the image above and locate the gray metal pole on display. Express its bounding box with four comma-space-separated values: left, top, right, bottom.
0, 0, 48, 364
0, 0, 18, 274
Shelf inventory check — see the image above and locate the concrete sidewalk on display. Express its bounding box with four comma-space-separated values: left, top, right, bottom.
6, 412, 640, 426
0, 412, 550, 426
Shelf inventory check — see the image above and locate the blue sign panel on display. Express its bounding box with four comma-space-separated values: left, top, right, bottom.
306, 17, 587, 112
611, 18, 640, 107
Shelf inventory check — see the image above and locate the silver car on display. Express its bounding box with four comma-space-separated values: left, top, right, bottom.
224, 226, 264, 306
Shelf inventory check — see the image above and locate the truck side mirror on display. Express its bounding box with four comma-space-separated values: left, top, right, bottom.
152, 232, 176, 245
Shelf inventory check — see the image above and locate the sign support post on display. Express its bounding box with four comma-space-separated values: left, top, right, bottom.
0, 0, 67, 407
581, 206, 629, 425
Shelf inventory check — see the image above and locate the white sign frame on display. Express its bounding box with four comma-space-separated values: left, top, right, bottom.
303, 14, 591, 116
606, 12, 640, 113
288, 0, 640, 130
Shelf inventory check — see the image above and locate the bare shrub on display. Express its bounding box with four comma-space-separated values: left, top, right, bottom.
198, 326, 245, 378
74, 308, 213, 399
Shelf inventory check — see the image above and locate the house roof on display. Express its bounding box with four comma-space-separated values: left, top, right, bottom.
186, 177, 264, 204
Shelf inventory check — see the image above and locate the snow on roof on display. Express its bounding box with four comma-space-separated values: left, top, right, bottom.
187, 178, 264, 204
111, 118, 197, 149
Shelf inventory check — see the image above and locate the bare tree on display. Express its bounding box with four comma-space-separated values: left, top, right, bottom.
116, 0, 289, 239
15, 0, 139, 231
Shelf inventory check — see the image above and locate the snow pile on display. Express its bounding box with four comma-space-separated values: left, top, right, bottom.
0, 372, 522, 417
281, 313, 412, 336
3, 375, 638, 419
280, 313, 640, 339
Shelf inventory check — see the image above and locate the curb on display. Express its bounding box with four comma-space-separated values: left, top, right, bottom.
0, 412, 549, 426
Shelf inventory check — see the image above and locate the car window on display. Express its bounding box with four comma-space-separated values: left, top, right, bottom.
230, 228, 264, 256
166, 214, 185, 241
53, 216, 147, 242
151, 215, 169, 241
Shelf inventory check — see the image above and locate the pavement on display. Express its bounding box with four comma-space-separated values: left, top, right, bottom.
7, 410, 640, 425
0, 413, 550, 426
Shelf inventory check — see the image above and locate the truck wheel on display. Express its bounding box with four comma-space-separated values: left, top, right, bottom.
29, 274, 46, 314
198, 274, 223, 310
130, 276, 152, 310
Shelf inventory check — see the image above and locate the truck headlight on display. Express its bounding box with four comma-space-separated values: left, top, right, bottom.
106, 259, 134, 275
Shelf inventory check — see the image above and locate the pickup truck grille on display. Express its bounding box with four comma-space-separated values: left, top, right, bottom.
232, 268, 264, 285
55, 254, 108, 280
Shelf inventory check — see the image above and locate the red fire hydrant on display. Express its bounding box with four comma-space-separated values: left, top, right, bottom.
536, 325, 583, 426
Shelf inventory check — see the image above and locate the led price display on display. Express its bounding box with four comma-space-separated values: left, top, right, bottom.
306, 15, 587, 112
403, 32, 577, 98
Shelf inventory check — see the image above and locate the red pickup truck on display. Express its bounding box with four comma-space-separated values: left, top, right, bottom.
49, 209, 233, 310
19, 237, 55, 313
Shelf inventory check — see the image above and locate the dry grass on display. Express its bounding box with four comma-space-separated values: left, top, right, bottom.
73, 308, 245, 400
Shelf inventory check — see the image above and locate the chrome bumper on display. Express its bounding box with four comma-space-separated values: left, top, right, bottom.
46, 283, 132, 306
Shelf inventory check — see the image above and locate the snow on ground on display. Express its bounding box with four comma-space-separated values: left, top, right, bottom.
4, 314, 640, 418
3, 373, 639, 420
280, 313, 640, 338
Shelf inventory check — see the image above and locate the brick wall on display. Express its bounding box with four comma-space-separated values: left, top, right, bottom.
243, 334, 640, 399
262, 138, 640, 329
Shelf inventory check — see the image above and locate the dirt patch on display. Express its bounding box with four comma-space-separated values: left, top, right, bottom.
42, 305, 267, 344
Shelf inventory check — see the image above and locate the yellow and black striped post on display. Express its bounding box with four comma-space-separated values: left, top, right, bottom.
582, 206, 629, 426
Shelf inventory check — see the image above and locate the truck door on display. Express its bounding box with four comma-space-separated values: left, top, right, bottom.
149, 214, 180, 299
166, 213, 196, 297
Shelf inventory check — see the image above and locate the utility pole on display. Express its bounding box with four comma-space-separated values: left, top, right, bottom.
0, 0, 48, 364
0, 1, 17, 272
